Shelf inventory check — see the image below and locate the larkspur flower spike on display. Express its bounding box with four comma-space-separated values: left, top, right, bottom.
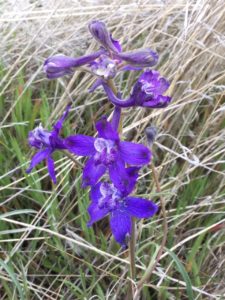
88, 181, 158, 247
37, 19, 171, 251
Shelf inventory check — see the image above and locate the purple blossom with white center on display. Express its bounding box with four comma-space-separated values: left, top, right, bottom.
65, 117, 151, 187
101, 70, 171, 108
26, 106, 71, 183
88, 181, 158, 247
90, 55, 118, 79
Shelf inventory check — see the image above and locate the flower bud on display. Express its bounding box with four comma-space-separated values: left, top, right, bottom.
145, 126, 157, 147
44, 55, 77, 79
44, 50, 104, 79
89, 20, 121, 53
116, 49, 158, 67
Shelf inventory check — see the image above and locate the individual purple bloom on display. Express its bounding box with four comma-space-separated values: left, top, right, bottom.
90, 54, 118, 79
88, 181, 158, 247
44, 50, 104, 79
87, 48, 158, 83
88, 20, 122, 53
26, 106, 70, 183
65, 117, 151, 187
101, 70, 171, 108
115, 48, 159, 69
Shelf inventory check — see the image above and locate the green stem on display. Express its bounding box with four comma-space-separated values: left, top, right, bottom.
62, 150, 83, 168
107, 78, 136, 297
129, 217, 136, 296
134, 162, 168, 300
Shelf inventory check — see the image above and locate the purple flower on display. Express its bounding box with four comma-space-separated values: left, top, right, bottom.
89, 20, 159, 72
26, 106, 70, 183
65, 117, 151, 187
88, 20, 122, 53
88, 21, 158, 78
44, 21, 158, 82
44, 50, 104, 79
90, 54, 118, 79
101, 70, 171, 108
115, 48, 159, 69
88, 181, 158, 247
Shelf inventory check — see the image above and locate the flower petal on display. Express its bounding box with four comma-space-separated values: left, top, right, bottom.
119, 141, 151, 165
47, 156, 56, 184
139, 70, 158, 82
53, 105, 71, 134
124, 166, 140, 193
44, 50, 104, 79
90, 55, 117, 79
26, 149, 51, 173
88, 20, 120, 53
87, 201, 109, 226
125, 197, 158, 218
95, 117, 119, 140
90, 182, 102, 203
82, 158, 106, 187
109, 161, 139, 195
143, 95, 171, 108
155, 78, 170, 94
110, 210, 131, 247
116, 49, 158, 67
110, 34, 122, 52
108, 159, 126, 189
65, 135, 95, 156
46, 70, 73, 79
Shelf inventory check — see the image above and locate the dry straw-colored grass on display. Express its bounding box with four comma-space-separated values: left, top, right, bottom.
0, 0, 225, 299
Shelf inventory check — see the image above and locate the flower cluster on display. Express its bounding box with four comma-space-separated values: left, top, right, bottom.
26, 20, 172, 247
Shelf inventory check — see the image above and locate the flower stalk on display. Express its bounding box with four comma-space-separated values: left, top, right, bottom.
133, 161, 168, 300
25, 19, 172, 300
129, 217, 136, 297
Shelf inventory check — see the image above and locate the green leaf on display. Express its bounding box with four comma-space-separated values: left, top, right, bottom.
0, 260, 24, 300
167, 249, 194, 300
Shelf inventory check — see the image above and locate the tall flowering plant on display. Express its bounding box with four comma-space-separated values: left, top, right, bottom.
25, 20, 171, 297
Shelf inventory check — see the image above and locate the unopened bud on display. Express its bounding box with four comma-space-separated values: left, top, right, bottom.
145, 126, 157, 147
89, 20, 121, 53
116, 48, 158, 67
